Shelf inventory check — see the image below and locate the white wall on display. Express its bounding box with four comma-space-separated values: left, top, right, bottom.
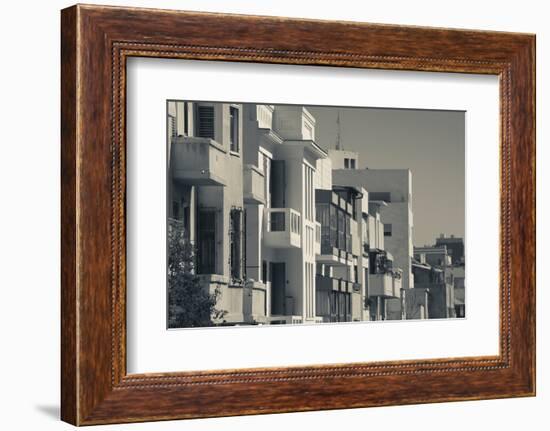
0, 1, 547, 431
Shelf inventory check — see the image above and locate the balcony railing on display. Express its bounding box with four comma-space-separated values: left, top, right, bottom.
316, 275, 358, 294
170, 136, 227, 186
316, 275, 340, 292
263, 208, 301, 248
243, 164, 265, 204
243, 280, 267, 323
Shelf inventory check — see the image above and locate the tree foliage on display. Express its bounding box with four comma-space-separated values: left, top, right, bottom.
167, 219, 225, 328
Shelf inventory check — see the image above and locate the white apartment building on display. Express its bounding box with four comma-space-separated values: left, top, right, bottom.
242, 104, 326, 324
332, 154, 404, 321
331, 161, 414, 320
412, 246, 457, 319
168, 101, 256, 324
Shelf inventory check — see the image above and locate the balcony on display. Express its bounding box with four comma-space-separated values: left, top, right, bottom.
243, 281, 267, 324
243, 164, 265, 204
316, 275, 340, 292
273, 106, 316, 141
256, 105, 274, 129
267, 315, 304, 325
316, 237, 353, 266
369, 272, 399, 298
316, 276, 359, 294
170, 136, 227, 186
263, 208, 301, 248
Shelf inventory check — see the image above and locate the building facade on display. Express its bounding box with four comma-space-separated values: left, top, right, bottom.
331, 155, 413, 320
167, 102, 455, 326
435, 234, 465, 265
412, 245, 457, 319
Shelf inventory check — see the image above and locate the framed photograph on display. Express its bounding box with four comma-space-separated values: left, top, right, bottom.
61, 4, 536, 425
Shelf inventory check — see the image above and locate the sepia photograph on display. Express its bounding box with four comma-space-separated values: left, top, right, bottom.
166, 101, 465, 329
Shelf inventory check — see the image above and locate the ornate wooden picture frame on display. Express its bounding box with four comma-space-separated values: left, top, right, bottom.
61, 4, 535, 425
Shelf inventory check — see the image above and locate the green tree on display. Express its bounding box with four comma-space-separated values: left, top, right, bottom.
167, 219, 225, 328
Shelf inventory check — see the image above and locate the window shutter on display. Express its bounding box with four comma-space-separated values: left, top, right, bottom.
197, 106, 215, 139
168, 114, 177, 138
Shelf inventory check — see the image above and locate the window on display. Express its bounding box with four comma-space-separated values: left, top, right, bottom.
350, 158, 356, 169
344, 158, 350, 169
316, 203, 331, 252
261, 260, 267, 283
196, 105, 215, 139
183, 103, 188, 135
384, 223, 393, 237
270, 160, 286, 208
230, 208, 244, 280
329, 205, 338, 248
168, 114, 177, 138
171, 200, 180, 219
197, 211, 216, 274
345, 213, 352, 253
229, 106, 239, 153
270, 211, 285, 231
337, 208, 345, 250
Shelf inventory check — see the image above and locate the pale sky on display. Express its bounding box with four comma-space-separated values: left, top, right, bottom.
306, 106, 465, 247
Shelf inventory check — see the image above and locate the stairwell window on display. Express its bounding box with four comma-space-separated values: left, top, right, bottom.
196, 105, 215, 139
230, 106, 240, 153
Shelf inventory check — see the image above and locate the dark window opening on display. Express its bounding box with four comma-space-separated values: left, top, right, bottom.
270, 212, 285, 231
196, 105, 215, 139
197, 211, 216, 274
171, 200, 180, 219
261, 260, 267, 283
230, 208, 244, 280
350, 159, 356, 169
344, 158, 350, 169
230, 106, 239, 153
337, 207, 345, 250
270, 160, 286, 208
384, 223, 392, 237
183, 103, 188, 135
